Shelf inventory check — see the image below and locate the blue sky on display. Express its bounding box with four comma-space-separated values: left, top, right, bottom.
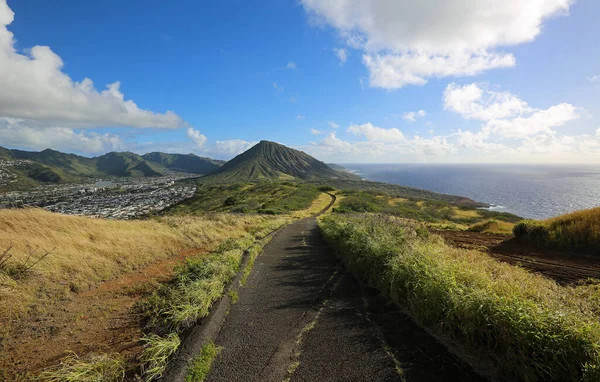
0, 0, 599, 162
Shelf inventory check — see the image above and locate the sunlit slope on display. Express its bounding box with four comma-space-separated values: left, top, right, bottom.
203, 140, 360, 182
514, 206, 600, 253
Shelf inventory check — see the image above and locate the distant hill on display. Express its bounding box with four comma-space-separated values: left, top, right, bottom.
143, 152, 225, 174
0, 146, 224, 190
203, 140, 360, 182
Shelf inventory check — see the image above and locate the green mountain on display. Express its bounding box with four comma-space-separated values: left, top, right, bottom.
0, 146, 225, 190
203, 140, 360, 182
142, 152, 225, 174
95, 152, 162, 177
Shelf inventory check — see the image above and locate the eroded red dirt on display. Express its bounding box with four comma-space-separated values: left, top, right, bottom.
0, 248, 204, 381
434, 230, 600, 284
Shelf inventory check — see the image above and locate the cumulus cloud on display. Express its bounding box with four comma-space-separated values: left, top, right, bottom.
186, 128, 207, 149
483, 103, 579, 139
347, 123, 405, 142
215, 139, 257, 156
0, 0, 185, 128
286, 61, 297, 69
363, 52, 515, 89
333, 48, 348, 64
328, 121, 340, 129
301, 0, 573, 89
0, 118, 123, 154
296, 115, 306, 120
443, 83, 530, 120
444, 83, 580, 139
309, 126, 456, 161
310, 128, 322, 135
402, 110, 426, 123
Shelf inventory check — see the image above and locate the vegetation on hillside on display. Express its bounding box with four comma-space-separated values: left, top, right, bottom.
319, 214, 600, 381
514, 206, 600, 254
202, 140, 359, 182
331, 189, 520, 226
167, 182, 322, 215
317, 178, 486, 207
0, 146, 224, 190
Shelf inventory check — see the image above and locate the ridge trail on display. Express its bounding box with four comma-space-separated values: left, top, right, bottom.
201, 195, 481, 381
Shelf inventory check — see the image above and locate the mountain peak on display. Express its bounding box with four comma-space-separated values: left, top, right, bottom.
203, 141, 359, 182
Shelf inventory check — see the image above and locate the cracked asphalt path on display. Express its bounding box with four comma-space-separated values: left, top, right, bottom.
206, 215, 482, 382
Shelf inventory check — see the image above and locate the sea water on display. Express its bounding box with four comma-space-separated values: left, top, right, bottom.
343, 164, 600, 219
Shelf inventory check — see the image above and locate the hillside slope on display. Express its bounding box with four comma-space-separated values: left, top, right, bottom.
0, 146, 224, 189
143, 152, 225, 174
203, 140, 360, 182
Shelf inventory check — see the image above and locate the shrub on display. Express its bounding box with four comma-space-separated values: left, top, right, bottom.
319, 214, 600, 381
513, 207, 600, 254
467, 219, 499, 233
37, 353, 124, 382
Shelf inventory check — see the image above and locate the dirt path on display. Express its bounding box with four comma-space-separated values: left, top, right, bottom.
0, 248, 203, 381
434, 230, 600, 284
204, 216, 481, 382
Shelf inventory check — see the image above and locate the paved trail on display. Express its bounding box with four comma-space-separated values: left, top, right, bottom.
206, 208, 482, 381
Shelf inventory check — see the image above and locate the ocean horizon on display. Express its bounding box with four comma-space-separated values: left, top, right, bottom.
342, 163, 600, 220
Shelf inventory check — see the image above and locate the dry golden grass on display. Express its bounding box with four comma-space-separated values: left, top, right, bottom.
292, 192, 333, 218
514, 206, 600, 253
0, 208, 286, 323
452, 207, 481, 219
387, 197, 408, 206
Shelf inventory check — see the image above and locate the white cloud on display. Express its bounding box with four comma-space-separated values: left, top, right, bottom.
0, 118, 123, 154
596, 128, 600, 137
444, 83, 580, 139
363, 52, 515, 89
0, 0, 185, 129
333, 48, 348, 64
301, 0, 572, 89
588, 75, 600, 83
402, 110, 426, 122
443, 83, 530, 120
347, 123, 405, 142
328, 121, 340, 129
454, 130, 512, 153
215, 139, 257, 156
296, 115, 306, 120
186, 128, 207, 149
483, 103, 579, 139
286, 61, 297, 69
310, 128, 322, 135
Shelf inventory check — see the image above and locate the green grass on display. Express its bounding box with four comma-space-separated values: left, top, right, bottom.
514, 207, 600, 254
332, 190, 520, 225
141, 238, 253, 334
140, 333, 181, 381
185, 342, 222, 382
467, 219, 514, 234
137, 227, 280, 380
36, 353, 125, 382
319, 213, 600, 382
167, 182, 320, 215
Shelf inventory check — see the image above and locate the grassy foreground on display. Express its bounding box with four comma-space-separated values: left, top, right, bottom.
514, 207, 600, 254
319, 214, 600, 381
0, 208, 284, 324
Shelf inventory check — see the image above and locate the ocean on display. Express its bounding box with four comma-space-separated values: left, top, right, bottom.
342, 164, 600, 220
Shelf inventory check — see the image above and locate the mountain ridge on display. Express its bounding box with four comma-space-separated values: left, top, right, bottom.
0, 146, 225, 189
203, 140, 360, 182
